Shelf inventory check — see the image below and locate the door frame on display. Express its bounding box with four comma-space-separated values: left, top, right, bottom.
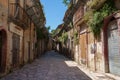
102, 14, 119, 72
79, 24, 88, 66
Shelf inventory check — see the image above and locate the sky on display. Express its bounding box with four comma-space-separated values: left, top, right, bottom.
40, 0, 67, 32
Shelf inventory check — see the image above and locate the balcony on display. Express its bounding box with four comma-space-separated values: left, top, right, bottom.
26, 1, 45, 28
9, 3, 30, 29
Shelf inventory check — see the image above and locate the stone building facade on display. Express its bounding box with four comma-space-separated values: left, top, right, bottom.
0, 0, 45, 77
56, 0, 120, 76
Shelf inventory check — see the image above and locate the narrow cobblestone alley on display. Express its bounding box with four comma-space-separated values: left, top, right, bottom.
0, 51, 92, 80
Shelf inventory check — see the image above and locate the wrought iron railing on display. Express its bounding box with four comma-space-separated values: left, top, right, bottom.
9, 3, 30, 29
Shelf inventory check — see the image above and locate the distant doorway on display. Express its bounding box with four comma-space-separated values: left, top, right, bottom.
0, 30, 7, 73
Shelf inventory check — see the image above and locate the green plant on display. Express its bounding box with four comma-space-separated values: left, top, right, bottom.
46, 26, 51, 32
88, 12, 103, 38
63, 0, 70, 6
36, 28, 45, 40
69, 22, 74, 28
74, 30, 79, 45
87, 0, 106, 9
58, 32, 68, 44
83, 11, 94, 21
86, 0, 117, 38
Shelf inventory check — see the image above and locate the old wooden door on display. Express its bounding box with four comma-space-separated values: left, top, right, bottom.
108, 21, 120, 75
12, 33, 20, 68
80, 33, 87, 65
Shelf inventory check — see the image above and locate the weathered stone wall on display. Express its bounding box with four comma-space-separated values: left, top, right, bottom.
23, 26, 30, 63
9, 23, 24, 67
47, 38, 52, 51
0, 1, 10, 75
29, 23, 36, 61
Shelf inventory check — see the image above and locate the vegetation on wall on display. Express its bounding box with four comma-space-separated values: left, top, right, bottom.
58, 32, 68, 44
46, 26, 51, 32
50, 28, 61, 37
74, 30, 79, 45
85, 0, 117, 38
36, 27, 46, 40
63, 0, 70, 6
50, 29, 56, 36
87, 0, 106, 9
69, 22, 74, 28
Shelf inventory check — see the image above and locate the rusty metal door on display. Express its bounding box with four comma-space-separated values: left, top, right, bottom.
12, 33, 20, 68
108, 21, 120, 75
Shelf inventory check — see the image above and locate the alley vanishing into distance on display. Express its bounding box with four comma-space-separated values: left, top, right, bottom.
1, 0, 120, 79
1, 51, 118, 80
0, 51, 92, 80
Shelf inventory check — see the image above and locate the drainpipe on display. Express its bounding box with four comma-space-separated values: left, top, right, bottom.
29, 21, 32, 62
86, 30, 88, 67
94, 38, 97, 71
78, 30, 80, 64
22, 30, 25, 65
8, 0, 10, 31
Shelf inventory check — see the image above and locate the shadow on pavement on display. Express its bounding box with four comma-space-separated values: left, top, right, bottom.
0, 51, 92, 80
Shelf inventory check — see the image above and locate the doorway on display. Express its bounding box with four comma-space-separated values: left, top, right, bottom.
0, 30, 7, 73
107, 21, 120, 75
12, 33, 20, 68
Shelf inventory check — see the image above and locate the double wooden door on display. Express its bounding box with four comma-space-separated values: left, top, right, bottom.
12, 33, 20, 68
80, 33, 87, 65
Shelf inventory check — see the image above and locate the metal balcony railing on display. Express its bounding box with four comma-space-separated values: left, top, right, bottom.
9, 3, 30, 29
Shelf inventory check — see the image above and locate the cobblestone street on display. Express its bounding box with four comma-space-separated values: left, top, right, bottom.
0, 51, 92, 80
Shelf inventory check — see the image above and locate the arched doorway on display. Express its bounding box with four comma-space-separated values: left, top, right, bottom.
0, 29, 7, 73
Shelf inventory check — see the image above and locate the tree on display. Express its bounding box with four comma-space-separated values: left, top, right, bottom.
63, 0, 70, 6
46, 26, 51, 32
50, 29, 56, 36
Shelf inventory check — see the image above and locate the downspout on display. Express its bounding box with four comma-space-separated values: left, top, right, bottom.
86, 28, 88, 67
22, 30, 25, 65
29, 20, 32, 62
94, 38, 97, 71
8, 0, 10, 31
22, 0, 26, 64
78, 29, 80, 64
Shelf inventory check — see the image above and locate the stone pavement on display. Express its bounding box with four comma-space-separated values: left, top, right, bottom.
0, 51, 120, 80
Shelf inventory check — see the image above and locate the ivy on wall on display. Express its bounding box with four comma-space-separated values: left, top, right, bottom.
87, 0, 106, 9
36, 27, 46, 40
85, 0, 117, 38
58, 32, 68, 44
74, 30, 79, 45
